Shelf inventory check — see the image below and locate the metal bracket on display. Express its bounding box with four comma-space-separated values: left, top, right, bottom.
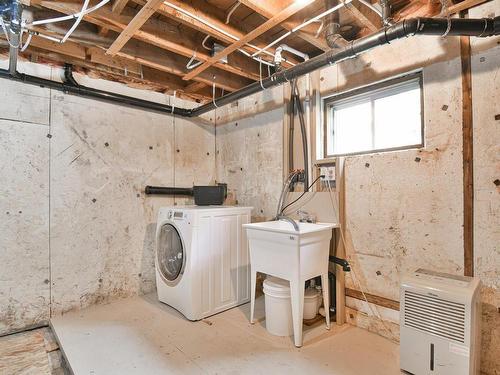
329, 256, 351, 272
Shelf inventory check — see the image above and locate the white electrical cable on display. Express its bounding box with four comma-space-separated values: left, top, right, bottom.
20, 32, 32, 52
212, 78, 218, 108
0, 17, 20, 48
251, 0, 351, 58
201, 34, 211, 50
186, 51, 203, 69
325, 179, 397, 341
28, 0, 109, 26
225, 2, 240, 24
162, 0, 277, 63
171, 90, 176, 114
60, 0, 89, 44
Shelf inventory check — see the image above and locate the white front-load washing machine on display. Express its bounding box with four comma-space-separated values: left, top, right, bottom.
155, 205, 252, 320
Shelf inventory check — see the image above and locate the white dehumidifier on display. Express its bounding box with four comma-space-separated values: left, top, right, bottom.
400, 269, 481, 374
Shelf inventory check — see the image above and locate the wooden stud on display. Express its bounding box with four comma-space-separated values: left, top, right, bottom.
239, 0, 330, 51
460, 14, 474, 277
107, 0, 165, 56
335, 157, 346, 325
345, 288, 400, 311
182, 0, 314, 81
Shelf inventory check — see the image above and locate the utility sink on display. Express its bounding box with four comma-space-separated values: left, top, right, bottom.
243, 219, 339, 347
243, 220, 337, 235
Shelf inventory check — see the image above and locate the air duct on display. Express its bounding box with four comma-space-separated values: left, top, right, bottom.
0, 16, 498, 117
324, 0, 343, 48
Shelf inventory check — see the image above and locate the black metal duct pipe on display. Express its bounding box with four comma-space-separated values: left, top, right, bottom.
324, 0, 342, 48
0, 16, 497, 117
189, 16, 499, 117
145, 186, 193, 196
0, 68, 191, 116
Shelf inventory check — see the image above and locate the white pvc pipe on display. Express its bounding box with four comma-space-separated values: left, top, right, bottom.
61, 0, 90, 43
28, 0, 109, 26
251, 0, 351, 58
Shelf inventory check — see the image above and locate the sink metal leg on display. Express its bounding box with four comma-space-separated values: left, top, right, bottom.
290, 279, 305, 347
321, 273, 330, 329
250, 271, 257, 324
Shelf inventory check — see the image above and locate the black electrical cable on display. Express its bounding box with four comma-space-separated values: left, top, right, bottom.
280, 175, 325, 214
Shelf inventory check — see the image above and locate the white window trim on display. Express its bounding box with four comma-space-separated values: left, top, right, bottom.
322, 72, 424, 159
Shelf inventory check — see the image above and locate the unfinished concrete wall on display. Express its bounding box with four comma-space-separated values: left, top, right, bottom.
470, 2, 500, 372
215, 87, 284, 220
0, 60, 215, 333
214, 2, 498, 373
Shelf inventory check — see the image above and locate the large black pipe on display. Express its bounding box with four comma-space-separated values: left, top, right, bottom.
0, 16, 498, 117
0, 69, 191, 116
189, 16, 499, 117
145, 186, 193, 196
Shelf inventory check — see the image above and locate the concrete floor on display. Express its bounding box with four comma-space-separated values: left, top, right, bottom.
51, 294, 401, 375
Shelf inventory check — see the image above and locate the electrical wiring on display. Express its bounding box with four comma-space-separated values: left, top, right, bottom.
280, 175, 323, 215
0, 17, 20, 48
325, 179, 397, 341
27, 0, 109, 26
61, 0, 89, 44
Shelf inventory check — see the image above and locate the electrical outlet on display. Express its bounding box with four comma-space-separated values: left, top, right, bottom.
320, 166, 335, 181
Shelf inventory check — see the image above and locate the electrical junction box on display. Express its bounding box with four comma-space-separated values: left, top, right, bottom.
212, 43, 228, 64
320, 166, 335, 182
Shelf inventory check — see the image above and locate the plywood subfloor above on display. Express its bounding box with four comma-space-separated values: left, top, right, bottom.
51, 293, 401, 375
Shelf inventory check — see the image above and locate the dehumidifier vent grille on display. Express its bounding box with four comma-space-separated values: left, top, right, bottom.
403, 290, 466, 343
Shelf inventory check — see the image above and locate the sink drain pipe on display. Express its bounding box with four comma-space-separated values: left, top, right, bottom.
0, 16, 498, 117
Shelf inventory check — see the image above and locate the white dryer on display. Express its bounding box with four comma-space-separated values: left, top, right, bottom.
155, 205, 252, 320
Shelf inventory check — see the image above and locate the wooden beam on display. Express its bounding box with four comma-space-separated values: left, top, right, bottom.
345, 288, 400, 311
447, 0, 489, 15
183, 0, 314, 81
99, 0, 130, 37
112, 0, 129, 14
37, 1, 257, 87
130, 0, 299, 66
107, 0, 164, 55
460, 20, 474, 277
335, 157, 346, 325
239, 0, 330, 51
345, 1, 379, 32
1, 39, 212, 102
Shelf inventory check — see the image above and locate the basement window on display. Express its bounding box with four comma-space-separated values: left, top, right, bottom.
323, 73, 423, 157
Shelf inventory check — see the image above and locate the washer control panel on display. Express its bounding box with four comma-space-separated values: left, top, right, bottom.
168, 210, 185, 220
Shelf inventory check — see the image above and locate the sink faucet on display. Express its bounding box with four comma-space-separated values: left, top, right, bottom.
297, 210, 316, 223
276, 214, 299, 231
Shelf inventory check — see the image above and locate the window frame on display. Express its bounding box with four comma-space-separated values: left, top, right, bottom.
322, 72, 424, 158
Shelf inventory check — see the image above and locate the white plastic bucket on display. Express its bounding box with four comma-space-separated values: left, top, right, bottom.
303, 288, 322, 320
263, 277, 293, 336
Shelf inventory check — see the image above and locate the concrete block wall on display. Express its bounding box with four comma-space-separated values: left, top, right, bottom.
0, 60, 215, 333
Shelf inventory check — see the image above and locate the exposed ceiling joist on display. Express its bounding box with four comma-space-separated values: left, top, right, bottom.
99, 0, 130, 36
239, 0, 330, 51
130, 0, 299, 66
345, 1, 379, 32
36, 1, 257, 87
107, 0, 164, 55
183, 0, 315, 81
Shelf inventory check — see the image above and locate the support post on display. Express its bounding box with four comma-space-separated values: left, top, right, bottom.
460, 31, 474, 277
335, 157, 346, 324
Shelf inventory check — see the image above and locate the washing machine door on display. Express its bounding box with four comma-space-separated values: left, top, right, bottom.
157, 223, 185, 286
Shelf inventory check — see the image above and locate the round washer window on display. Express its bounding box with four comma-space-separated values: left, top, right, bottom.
157, 224, 184, 282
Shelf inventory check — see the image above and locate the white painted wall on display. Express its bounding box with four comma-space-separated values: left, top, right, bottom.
0, 60, 215, 332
